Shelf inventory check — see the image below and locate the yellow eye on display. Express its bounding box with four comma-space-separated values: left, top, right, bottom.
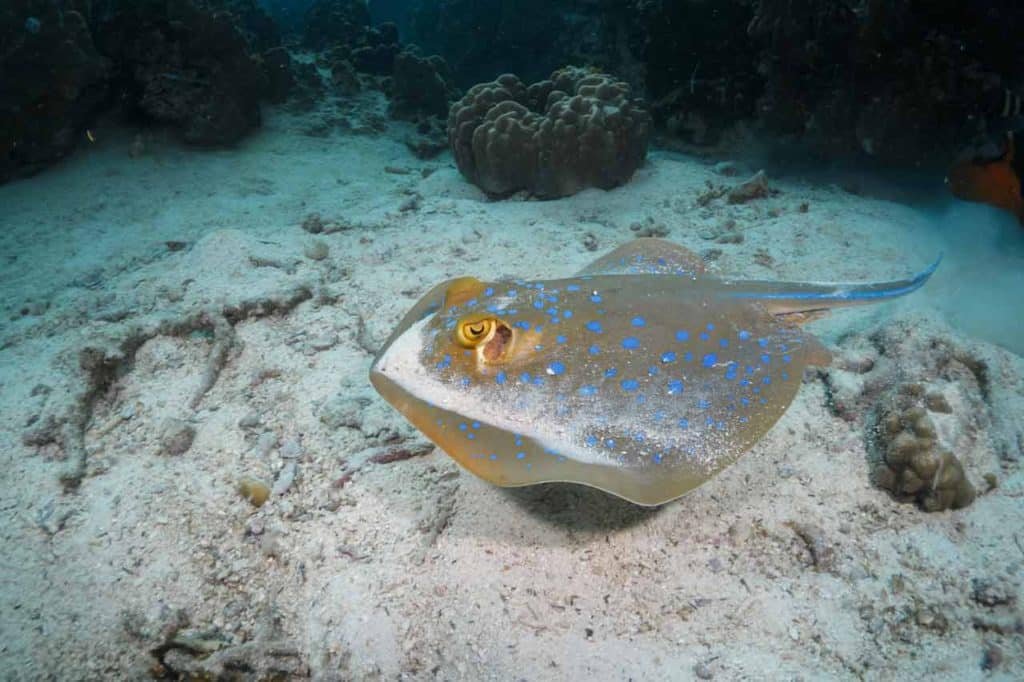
456, 316, 495, 347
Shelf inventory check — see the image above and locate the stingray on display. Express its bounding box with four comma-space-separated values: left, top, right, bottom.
370, 239, 938, 506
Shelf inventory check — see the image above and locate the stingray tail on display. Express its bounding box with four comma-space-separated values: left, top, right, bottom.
722, 255, 941, 315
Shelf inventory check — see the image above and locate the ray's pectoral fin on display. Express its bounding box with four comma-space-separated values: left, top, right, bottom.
374, 277, 466, 364
799, 333, 832, 367
443, 276, 487, 308
578, 237, 706, 277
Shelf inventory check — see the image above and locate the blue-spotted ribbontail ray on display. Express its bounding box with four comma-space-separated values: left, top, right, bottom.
370, 239, 939, 506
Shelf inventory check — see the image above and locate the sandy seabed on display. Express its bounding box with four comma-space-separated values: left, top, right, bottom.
1, 94, 1023, 680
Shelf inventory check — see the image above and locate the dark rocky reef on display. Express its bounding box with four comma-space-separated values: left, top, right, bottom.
389, 52, 457, 121
408, 0, 646, 91
643, 0, 1024, 164
448, 67, 650, 198
1, 1, 110, 183
302, 0, 371, 50
642, 0, 760, 147
95, 0, 271, 145
310, 16, 401, 80
2, 0, 323, 182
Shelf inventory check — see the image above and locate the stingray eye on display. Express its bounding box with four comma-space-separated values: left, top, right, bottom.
456, 317, 495, 347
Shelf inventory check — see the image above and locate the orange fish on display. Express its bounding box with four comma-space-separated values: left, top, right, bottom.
947, 130, 1024, 224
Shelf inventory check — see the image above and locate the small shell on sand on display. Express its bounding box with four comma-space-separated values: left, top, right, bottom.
304, 240, 329, 260
237, 477, 271, 507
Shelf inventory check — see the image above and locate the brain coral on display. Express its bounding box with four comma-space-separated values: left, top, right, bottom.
447, 67, 650, 198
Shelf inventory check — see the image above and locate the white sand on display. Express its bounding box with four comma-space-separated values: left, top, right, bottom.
1, 96, 1022, 679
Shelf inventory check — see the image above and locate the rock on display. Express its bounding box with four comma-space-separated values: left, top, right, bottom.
238, 411, 261, 429
307, 333, 338, 352
629, 218, 669, 238
388, 52, 457, 120
712, 161, 740, 176
95, 0, 265, 146
925, 391, 952, 414
260, 46, 295, 103
329, 59, 360, 94
972, 578, 1016, 607
727, 170, 770, 204
982, 643, 1003, 671
318, 395, 370, 430
788, 521, 835, 571
279, 439, 303, 460
302, 0, 370, 50
694, 662, 714, 679
272, 461, 296, 496
1, 2, 110, 183
159, 418, 195, 456
301, 213, 325, 234
304, 240, 329, 261
254, 431, 277, 458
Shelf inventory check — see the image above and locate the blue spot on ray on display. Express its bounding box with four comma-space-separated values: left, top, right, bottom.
622, 337, 641, 350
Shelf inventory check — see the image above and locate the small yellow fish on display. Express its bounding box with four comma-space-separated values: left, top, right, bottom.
371, 239, 938, 506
